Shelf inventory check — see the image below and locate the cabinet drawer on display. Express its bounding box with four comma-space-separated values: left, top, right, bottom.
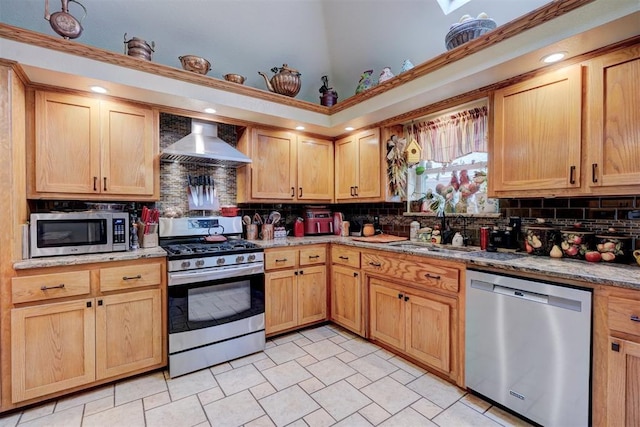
100, 263, 162, 292
362, 253, 459, 293
331, 246, 360, 268
609, 296, 640, 337
299, 245, 326, 266
12, 271, 91, 304
265, 248, 297, 270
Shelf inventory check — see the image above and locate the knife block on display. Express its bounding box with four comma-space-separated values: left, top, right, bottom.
137, 221, 158, 248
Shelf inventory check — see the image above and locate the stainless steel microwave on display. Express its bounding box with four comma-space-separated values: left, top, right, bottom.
30, 212, 129, 258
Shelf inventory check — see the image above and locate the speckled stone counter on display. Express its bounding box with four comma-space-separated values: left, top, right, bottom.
13, 247, 167, 270
253, 235, 640, 290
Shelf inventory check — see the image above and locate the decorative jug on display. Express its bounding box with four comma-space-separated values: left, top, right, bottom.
378, 67, 394, 84
355, 69, 374, 95
258, 64, 301, 97
44, 0, 86, 39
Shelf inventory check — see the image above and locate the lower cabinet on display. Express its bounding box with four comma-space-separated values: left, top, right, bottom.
330, 246, 364, 336
9, 259, 165, 404
607, 338, 640, 426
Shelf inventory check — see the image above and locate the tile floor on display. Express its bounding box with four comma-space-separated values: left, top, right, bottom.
0, 324, 534, 427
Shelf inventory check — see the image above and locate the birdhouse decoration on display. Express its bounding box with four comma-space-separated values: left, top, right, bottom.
405, 138, 422, 164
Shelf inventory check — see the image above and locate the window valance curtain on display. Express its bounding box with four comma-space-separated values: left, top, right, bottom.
407, 106, 488, 163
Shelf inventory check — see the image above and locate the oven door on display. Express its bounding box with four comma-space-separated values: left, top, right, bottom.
167, 268, 265, 353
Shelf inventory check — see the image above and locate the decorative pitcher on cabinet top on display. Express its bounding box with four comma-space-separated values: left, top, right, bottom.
258, 64, 302, 97
355, 69, 374, 95
44, 0, 87, 39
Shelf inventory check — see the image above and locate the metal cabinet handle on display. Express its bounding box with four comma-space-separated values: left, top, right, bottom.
353, 272, 358, 277
569, 166, 576, 184
122, 274, 142, 280
350, 186, 355, 196
41, 283, 65, 291
398, 293, 403, 299
93, 176, 98, 191
98, 300, 103, 306
425, 273, 441, 280
369, 261, 382, 267
291, 187, 295, 198
354, 186, 359, 196
404, 296, 410, 302
299, 270, 304, 275
275, 258, 288, 262
87, 301, 92, 308
299, 187, 303, 198
308, 255, 320, 259
339, 256, 349, 260
294, 271, 298, 276
592, 163, 598, 183
103, 177, 107, 191
631, 315, 640, 322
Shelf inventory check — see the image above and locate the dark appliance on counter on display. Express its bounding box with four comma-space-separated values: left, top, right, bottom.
159, 216, 265, 378
303, 207, 334, 235
29, 211, 129, 258
488, 217, 521, 251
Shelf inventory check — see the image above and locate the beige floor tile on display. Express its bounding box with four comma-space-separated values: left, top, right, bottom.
193, 422, 211, 427
311, 380, 372, 421
54, 385, 113, 412
329, 334, 348, 344
259, 385, 320, 427
271, 332, 303, 345
304, 340, 346, 360
244, 415, 276, 427
145, 395, 207, 427
406, 373, 465, 408
411, 398, 443, 419
214, 364, 266, 395
203, 389, 264, 427
250, 382, 277, 400
83, 400, 145, 427
253, 357, 277, 371
300, 326, 337, 342
229, 351, 268, 368
19, 402, 55, 423
373, 348, 395, 360
358, 402, 391, 425
286, 420, 307, 427
306, 356, 357, 386
485, 405, 535, 427
0, 412, 20, 427
361, 376, 421, 414
389, 368, 417, 385
461, 393, 491, 413
348, 353, 399, 381
262, 360, 312, 390
336, 350, 358, 363
386, 356, 427, 377
299, 377, 326, 394
293, 336, 313, 347
209, 362, 232, 375
264, 341, 276, 349
379, 407, 436, 427
339, 338, 380, 357
433, 401, 502, 427
264, 341, 307, 365
114, 371, 167, 406
83, 395, 114, 417
304, 408, 336, 427
332, 412, 374, 427
345, 373, 372, 389
295, 354, 319, 367
166, 369, 217, 401
143, 391, 170, 411
197, 386, 225, 406
20, 406, 83, 427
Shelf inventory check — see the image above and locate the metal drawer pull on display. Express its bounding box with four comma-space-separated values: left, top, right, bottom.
122, 274, 142, 280
569, 166, 576, 184
398, 293, 403, 299
592, 163, 598, 183
631, 315, 640, 322
276, 258, 288, 262
291, 187, 295, 197
103, 177, 108, 191
369, 261, 382, 267
308, 255, 319, 259
41, 283, 65, 291
339, 256, 349, 260
425, 273, 441, 280
404, 296, 409, 302
93, 176, 98, 191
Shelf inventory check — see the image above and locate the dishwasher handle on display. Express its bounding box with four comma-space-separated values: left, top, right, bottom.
493, 284, 549, 304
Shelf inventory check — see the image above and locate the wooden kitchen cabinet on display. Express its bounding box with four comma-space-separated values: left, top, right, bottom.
264, 245, 327, 335
330, 246, 364, 336
490, 65, 582, 197
9, 258, 166, 404
30, 90, 158, 200
236, 128, 333, 203
334, 128, 382, 202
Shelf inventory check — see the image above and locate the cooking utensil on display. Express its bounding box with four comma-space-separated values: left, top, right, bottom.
179, 55, 211, 74
209, 176, 215, 201
253, 213, 263, 225
268, 211, 281, 225
44, 0, 86, 40
242, 215, 252, 226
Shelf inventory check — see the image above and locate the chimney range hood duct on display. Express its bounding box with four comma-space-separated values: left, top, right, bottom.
161, 120, 251, 167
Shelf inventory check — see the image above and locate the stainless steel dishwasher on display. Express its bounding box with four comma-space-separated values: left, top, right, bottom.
465, 270, 592, 427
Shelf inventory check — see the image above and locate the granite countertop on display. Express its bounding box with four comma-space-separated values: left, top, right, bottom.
13, 247, 168, 270
254, 235, 640, 291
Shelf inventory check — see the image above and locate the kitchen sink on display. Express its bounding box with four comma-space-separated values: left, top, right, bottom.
387, 241, 481, 253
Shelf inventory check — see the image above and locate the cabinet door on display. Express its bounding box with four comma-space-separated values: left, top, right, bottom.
11, 299, 95, 402
369, 279, 404, 350
405, 293, 451, 372
95, 289, 163, 379
34, 91, 100, 194
608, 338, 640, 427
297, 136, 334, 201
297, 265, 327, 326
330, 264, 362, 335
334, 136, 358, 201
100, 101, 155, 196
586, 47, 640, 192
265, 270, 297, 334
355, 129, 381, 198
250, 129, 297, 200
492, 65, 582, 195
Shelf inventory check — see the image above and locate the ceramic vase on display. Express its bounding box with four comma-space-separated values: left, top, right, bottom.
355, 69, 374, 94
401, 59, 414, 72
378, 67, 394, 84
320, 91, 338, 106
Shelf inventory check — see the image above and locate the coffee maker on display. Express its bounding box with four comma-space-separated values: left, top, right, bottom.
488, 217, 521, 250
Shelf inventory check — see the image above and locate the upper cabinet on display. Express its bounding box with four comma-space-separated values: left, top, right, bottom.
489, 44, 640, 198
236, 127, 333, 203
335, 128, 383, 203
29, 91, 158, 201
584, 45, 640, 194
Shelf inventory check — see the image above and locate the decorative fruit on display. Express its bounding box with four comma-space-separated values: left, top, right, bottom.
531, 235, 542, 249
550, 245, 563, 258
601, 252, 616, 262
604, 242, 616, 251
565, 246, 579, 257
415, 166, 425, 175
525, 241, 534, 254
585, 251, 602, 262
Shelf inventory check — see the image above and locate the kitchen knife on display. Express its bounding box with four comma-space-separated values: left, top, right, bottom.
204, 175, 210, 202
188, 175, 198, 206
209, 176, 215, 202
197, 176, 203, 206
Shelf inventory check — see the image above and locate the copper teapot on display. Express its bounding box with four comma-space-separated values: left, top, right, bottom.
44, 0, 86, 39
258, 64, 301, 97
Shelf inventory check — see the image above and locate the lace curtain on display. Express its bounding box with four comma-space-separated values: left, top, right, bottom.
407, 106, 488, 163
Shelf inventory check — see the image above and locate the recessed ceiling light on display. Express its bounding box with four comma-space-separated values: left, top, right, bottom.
542, 52, 566, 63
295, 126, 305, 131
345, 126, 354, 131
90, 86, 107, 94
204, 108, 217, 114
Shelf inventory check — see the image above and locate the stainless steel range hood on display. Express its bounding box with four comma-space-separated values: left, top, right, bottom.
161, 120, 251, 167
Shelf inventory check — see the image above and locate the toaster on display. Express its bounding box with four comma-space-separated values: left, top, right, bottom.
303, 207, 334, 235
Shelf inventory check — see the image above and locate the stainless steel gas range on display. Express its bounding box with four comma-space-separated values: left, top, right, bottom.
159, 216, 265, 378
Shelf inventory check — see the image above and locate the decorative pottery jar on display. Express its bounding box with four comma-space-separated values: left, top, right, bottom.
355, 69, 374, 94
378, 67, 394, 83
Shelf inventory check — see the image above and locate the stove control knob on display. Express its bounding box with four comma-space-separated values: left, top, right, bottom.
181, 261, 191, 269
236, 255, 245, 263
216, 258, 226, 265
248, 254, 256, 262
196, 259, 205, 267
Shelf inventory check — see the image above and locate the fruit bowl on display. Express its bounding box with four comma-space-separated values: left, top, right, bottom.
445, 18, 497, 50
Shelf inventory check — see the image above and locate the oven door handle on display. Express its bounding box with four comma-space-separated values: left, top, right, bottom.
168, 263, 264, 286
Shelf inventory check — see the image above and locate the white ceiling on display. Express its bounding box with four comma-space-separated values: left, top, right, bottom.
1, 0, 552, 103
